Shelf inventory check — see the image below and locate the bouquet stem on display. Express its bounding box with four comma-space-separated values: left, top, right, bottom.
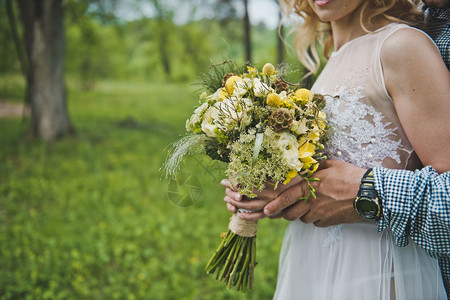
205, 214, 257, 292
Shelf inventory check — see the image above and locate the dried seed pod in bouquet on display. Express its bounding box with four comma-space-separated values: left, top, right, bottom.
268, 108, 293, 133
271, 80, 290, 93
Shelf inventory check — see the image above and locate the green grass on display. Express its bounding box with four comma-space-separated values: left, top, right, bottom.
0, 78, 288, 299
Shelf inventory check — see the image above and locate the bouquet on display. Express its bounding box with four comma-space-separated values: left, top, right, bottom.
163, 60, 328, 291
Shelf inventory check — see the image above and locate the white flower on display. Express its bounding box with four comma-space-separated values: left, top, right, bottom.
187, 102, 209, 132
290, 119, 309, 135
232, 78, 249, 97
252, 78, 270, 97
278, 132, 302, 170
266, 128, 302, 170
200, 96, 254, 136
201, 106, 218, 137
214, 97, 253, 132
208, 88, 227, 103
247, 128, 257, 135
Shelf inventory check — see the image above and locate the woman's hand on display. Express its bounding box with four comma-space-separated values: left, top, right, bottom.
221, 175, 303, 221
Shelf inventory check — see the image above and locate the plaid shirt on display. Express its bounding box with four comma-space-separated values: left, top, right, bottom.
374, 166, 450, 297
424, 8, 450, 70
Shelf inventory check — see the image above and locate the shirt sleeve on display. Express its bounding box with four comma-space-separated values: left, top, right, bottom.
374, 166, 450, 258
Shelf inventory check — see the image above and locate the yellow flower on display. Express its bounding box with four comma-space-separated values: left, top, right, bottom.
298, 140, 315, 158
308, 129, 321, 142
217, 88, 228, 101
281, 99, 295, 109
308, 123, 325, 141
225, 76, 241, 94
300, 155, 318, 170
247, 66, 258, 76
261, 63, 276, 76
301, 155, 317, 164
295, 88, 313, 104
283, 170, 298, 185
317, 111, 327, 130
318, 111, 327, 120
266, 93, 282, 107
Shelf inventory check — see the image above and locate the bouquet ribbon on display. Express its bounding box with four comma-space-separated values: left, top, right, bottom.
228, 214, 257, 237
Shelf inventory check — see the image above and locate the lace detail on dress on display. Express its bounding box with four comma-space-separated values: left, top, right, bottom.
323, 225, 341, 247
321, 86, 402, 168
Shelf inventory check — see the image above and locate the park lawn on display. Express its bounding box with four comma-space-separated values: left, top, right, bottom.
0, 79, 288, 299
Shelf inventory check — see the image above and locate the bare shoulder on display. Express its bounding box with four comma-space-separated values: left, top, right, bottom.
381, 26, 449, 99
381, 26, 441, 71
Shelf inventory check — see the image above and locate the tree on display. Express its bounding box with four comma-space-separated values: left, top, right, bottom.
151, 0, 174, 78
14, 0, 74, 141
4, 0, 25, 76
243, 0, 251, 62
276, 2, 284, 65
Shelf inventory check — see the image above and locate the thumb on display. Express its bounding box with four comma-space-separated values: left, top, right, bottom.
264, 180, 309, 216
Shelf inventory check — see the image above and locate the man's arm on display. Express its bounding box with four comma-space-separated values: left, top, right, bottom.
374, 166, 450, 257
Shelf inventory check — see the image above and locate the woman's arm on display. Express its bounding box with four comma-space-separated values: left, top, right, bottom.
382, 27, 450, 173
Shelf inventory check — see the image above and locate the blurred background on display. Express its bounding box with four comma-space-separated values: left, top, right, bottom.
0, 0, 316, 298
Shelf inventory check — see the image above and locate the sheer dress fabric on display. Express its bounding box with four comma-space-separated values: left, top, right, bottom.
273, 23, 447, 300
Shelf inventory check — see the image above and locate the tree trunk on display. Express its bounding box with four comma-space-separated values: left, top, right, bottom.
5, 0, 28, 79
159, 23, 172, 77
243, 0, 251, 63
277, 9, 284, 65
5, 0, 32, 116
17, 0, 74, 141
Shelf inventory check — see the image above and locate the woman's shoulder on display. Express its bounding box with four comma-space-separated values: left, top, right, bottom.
380, 24, 441, 72
383, 24, 435, 48
380, 22, 448, 107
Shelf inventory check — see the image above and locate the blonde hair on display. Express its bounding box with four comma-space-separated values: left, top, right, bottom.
279, 0, 424, 75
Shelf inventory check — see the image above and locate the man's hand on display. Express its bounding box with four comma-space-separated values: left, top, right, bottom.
266, 159, 367, 226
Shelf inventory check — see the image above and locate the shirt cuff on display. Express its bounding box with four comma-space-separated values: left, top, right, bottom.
373, 166, 411, 247
373, 167, 389, 233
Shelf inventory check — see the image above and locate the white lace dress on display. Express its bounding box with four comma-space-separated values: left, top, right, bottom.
273, 23, 447, 300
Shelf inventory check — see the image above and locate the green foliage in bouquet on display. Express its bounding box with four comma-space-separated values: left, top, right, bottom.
163, 60, 329, 292
199, 60, 247, 94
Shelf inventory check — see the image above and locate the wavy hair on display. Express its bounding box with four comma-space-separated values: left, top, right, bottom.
279, 0, 424, 75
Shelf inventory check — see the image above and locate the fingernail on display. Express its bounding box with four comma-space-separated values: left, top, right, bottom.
234, 193, 241, 201
264, 208, 271, 216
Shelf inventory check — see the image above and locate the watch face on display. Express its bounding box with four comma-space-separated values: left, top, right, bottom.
356, 198, 379, 219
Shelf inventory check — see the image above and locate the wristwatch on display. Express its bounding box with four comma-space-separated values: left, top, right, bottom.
353, 168, 382, 220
